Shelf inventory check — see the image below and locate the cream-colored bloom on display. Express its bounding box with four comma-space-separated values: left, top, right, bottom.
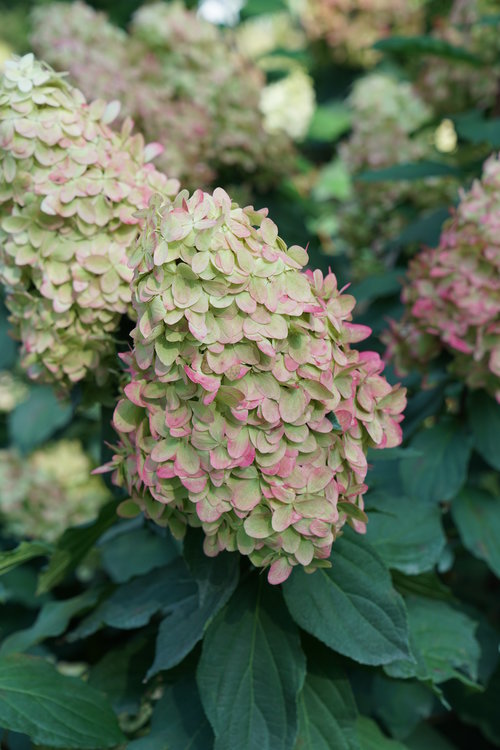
261, 68, 315, 141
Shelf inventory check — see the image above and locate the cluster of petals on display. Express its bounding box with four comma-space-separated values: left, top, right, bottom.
107, 188, 406, 584
386, 152, 500, 402
0, 440, 110, 542
0, 54, 178, 385
295, 0, 424, 67
31, 1, 294, 189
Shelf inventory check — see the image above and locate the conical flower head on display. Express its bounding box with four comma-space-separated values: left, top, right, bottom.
107, 188, 406, 584
386, 152, 500, 401
0, 54, 178, 386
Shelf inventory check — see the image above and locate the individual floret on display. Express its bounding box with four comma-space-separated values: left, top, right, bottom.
106, 188, 406, 584
0, 54, 178, 386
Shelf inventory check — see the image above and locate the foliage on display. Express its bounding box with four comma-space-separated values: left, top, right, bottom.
0, 1, 498, 749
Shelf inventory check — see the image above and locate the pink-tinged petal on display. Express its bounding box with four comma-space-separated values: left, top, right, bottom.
268, 558, 293, 585
184, 365, 220, 393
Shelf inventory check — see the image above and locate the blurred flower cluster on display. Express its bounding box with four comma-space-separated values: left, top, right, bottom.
31, 1, 297, 189
386, 152, 500, 402
293, 0, 425, 67
107, 188, 405, 584
0, 440, 109, 541
0, 54, 177, 386
334, 73, 456, 277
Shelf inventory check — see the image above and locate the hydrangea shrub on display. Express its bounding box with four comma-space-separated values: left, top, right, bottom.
0, 54, 178, 386
107, 188, 406, 584
386, 152, 500, 401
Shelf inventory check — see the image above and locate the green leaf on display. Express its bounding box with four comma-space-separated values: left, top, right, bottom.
384, 596, 480, 687
147, 535, 239, 679
389, 208, 450, 249
349, 270, 402, 304
9, 384, 73, 453
365, 493, 446, 574
467, 391, 500, 470
37, 500, 119, 594
197, 579, 306, 750
69, 559, 197, 640
312, 159, 352, 202
370, 675, 435, 740
0, 299, 17, 369
0, 653, 124, 748
400, 420, 472, 504
282, 532, 411, 666
357, 716, 409, 750
307, 102, 351, 142
451, 488, 500, 577
444, 667, 500, 746
373, 35, 483, 65
99, 522, 179, 583
295, 658, 359, 750
453, 111, 500, 148
128, 676, 213, 750
358, 161, 460, 183
0, 588, 100, 656
88, 636, 154, 714
391, 572, 454, 602
405, 723, 457, 750
0, 541, 52, 576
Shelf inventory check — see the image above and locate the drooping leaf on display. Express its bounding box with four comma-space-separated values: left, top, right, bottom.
467, 391, 500, 470
282, 532, 411, 666
365, 493, 446, 574
9, 385, 73, 453
127, 676, 213, 750
451, 488, 500, 578
0, 541, 52, 577
147, 534, 239, 679
400, 420, 472, 504
197, 579, 306, 750
0, 653, 124, 748
373, 35, 483, 65
295, 657, 359, 750
384, 596, 481, 687
0, 588, 100, 656
37, 500, 119, 594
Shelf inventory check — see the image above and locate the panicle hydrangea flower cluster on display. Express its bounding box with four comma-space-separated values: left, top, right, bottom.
335, 73, 456, 278
0, 440, 110, 541
293, 0, 424, 67
31, 1, 294, 190
107, 188, 406, 584
0, 54, 178, 386
416, 0, 500, 114
386, 153, 500, 402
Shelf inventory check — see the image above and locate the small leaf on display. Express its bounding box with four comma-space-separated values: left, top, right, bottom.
384, 596, 481, 687
197, 579, 306, 750
400, 420, 472, 504
0, 654, 124, 748
451, 488, 500, 577
282, 531, 411, 666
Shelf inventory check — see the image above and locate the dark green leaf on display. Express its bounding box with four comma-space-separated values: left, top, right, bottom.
357, 717, 408, 750
444, 667, 500, 746
69, 559, 196, 640
0, 589, 100, 656
197, 579, 306, 750
0, 653, 124, 748
451, 488, 500, 577
147, 537, 239, 679
89, 636, 154, 714
0, 299, 17, 369
349, 270, 402, 304
128, 676, 213, 750
99, 522, 179, 583
391, 572, 454, 602
283, 532, 410, 666
467, 391, 500, 470
400, 420, 472, 504
405, 723, 457, 750
358, 161, 460, 183
295, 659, 359, 750
9, 385, 73, 453
370, 675, 435, 740
365, 493, 446, 574
37, 500, 119, 594
384, 596, 480, 686
373, 36, 483, 65
454, 111, 500, 148
0, 541, 52, 577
